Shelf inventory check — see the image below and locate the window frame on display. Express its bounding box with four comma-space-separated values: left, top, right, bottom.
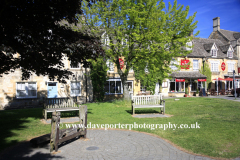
106, 59, 114, 72
104, 78, 123, 95
170, 58, 178, 71
227, 50, 233, 58
193, 59, 199, 71
70, 81, 81, 96
16, 82, 37, 99
227, 62, 235, 72
211, 62, 219, 72
186, 41, 192, 50
70, 61, 81, 69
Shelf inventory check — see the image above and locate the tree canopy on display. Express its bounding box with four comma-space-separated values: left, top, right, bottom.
82, 0, 198, 97
0, 0, 104, 82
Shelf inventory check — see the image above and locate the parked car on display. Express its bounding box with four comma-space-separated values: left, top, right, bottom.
231, 88, 240, 97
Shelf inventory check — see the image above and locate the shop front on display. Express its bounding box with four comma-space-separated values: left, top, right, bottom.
168, 71, 207, 97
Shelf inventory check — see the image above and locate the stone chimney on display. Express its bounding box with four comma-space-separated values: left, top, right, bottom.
213, 17, 220, 31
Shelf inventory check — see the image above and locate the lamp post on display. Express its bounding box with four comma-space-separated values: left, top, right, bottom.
233, 70, 236, 99
202, 58, 206, 92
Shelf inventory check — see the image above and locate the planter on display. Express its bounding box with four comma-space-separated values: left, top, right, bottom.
195, 94, 199, 97
184, 94, 188, 97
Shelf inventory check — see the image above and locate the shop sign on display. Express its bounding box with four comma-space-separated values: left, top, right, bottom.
119, 58, 124, 69
181, 59, 190, 69
198, 79, 206, 82
176, 79, 185, 82
221, 62, 225, 71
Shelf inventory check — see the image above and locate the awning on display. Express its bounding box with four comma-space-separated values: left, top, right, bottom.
170, 71, 207, 79
212, 78, 225, 81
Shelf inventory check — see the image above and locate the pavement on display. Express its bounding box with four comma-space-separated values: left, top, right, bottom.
206, 95, 240, 102
0, 130, 220, 160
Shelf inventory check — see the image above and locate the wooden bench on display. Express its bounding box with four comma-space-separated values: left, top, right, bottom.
131, 94, 165, 115
43, 98, 81, 120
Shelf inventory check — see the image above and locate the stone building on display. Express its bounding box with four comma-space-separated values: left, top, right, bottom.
161, 37, 238, 97
209, 17, 240, 67
0, 59, 92, 109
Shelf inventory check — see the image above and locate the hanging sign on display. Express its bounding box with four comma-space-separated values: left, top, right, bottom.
119, 58, 124, 69
181, 59, 190, 69
221, 62, 225, 71
176, 79, 185, 82
198, 79, 206, 82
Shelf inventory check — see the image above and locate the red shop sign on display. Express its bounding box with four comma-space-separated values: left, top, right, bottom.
119, 58, 124, 69
221, 62, 225, 71
198, 79, 206, 82
176, 79, 185, 82
181, 59, 190, 69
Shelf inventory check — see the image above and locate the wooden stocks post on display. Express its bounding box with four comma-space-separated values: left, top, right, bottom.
50, 103, 87, 152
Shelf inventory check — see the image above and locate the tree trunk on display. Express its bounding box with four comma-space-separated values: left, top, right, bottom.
123, 82, 130, 100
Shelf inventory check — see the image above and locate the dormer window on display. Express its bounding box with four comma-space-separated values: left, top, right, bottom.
211, 49, 217, 57
211, 43, 218, 57
228, 50, 233, 58
186, 41, 192, 50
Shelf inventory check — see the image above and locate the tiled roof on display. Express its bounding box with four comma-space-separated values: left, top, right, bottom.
170, 71, 207, 79
233, 33, 240, 40
187, 38, 238, 60
219, 44, 230, 53
219, 29, 240, 41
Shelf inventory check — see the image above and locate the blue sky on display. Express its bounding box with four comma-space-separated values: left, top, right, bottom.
166, 0, 240, 38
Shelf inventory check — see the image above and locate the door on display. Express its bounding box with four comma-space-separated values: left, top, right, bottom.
47, 82, 58, 98
127, 81, 133, 99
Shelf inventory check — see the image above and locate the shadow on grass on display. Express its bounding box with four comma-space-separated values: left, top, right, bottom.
125, 109, 161, 115
0, 108, 46, 152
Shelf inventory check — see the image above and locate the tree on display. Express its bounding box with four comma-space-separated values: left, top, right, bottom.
200, 63, 212, 90
89, 57, 108, 102
0, 0, 104, 82
82, 0, 198, 99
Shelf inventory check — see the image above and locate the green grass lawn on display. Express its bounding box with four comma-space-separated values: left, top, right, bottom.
0, 98, 240, 158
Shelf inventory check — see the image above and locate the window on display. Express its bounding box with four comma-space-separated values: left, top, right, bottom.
140, 84, 146, 93
145, 65, 149, 73
169, 80, 185, 92
193, 60, 199, 71
162, 81, 168, 88
70, 62, 81, 69
186, 41, 192, 50
211, 62, 219, 72
71, 82, 81, 96
228, 51, 233, 58
170, 58, 178, 71
104, 79, 122, 94
16, 82, 37, 98
211, 49, 217, 57
102, 35, 109, 45
106, 60, 114, 72
122, 39, 128, 46
228, 63, 234, 72
129, 68, 134, 72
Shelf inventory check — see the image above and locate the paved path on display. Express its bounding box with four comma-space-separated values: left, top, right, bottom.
1, 129, 217, 160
